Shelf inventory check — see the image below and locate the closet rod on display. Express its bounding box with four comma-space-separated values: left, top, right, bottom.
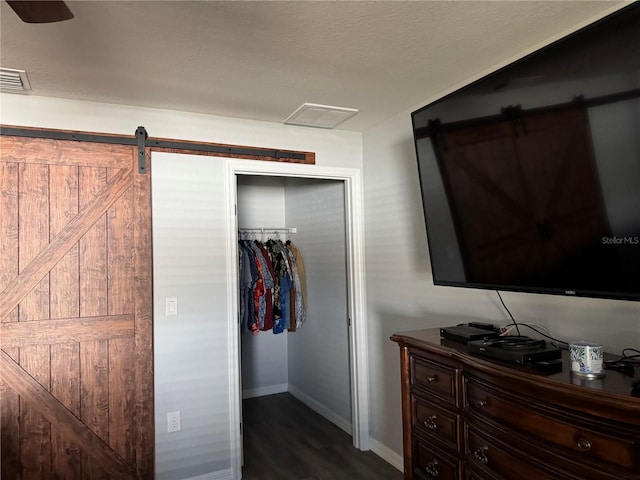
238, 227, 297, 234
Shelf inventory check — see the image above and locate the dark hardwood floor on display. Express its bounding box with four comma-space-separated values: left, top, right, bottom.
242, 393, 403, 480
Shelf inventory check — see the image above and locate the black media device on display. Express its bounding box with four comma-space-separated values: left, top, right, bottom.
466, 336, 562, 365
411, 3, 640, 302
534, 358, 564, 373
440, 323, 500, 344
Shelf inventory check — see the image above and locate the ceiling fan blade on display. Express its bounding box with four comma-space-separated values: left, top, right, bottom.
7, 1, 74, 23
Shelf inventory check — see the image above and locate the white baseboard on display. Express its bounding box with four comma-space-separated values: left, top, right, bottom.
183, 468, 233, 480
287, 384, 352, 435
242, 383, 288, 399
369, 438, 404, 472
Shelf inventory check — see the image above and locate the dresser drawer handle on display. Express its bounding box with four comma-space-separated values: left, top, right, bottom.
424, 415, 438, 430
576, 438, 592, 451
425, 375, 438, 383
473, 446, 489, 464
424, 458, 439, 477
476, 399, 488, 408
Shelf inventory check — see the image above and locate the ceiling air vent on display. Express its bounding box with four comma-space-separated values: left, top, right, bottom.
0, 68, 32, 92
284, 103, 358, 129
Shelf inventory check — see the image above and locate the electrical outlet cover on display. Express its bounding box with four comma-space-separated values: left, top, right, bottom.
167, 411, 181, 432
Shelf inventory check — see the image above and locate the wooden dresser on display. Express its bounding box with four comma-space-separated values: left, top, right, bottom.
390, 329, 640, 480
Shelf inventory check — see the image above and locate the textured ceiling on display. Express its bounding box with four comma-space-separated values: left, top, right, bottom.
0, 1, 627, 131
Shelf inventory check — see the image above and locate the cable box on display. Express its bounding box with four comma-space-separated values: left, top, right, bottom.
440, 324, 500, 344
466, 336, 562, 365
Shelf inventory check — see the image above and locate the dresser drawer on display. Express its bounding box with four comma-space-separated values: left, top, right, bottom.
464, 467, 501, 480
465, 377, 640, 473
411, 354, 458, 405
412, 435, 461, 480
465, 424, 580, 480
412, 394, 460, 450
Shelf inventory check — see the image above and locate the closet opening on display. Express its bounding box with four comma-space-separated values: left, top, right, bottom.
236, 175, 354, 477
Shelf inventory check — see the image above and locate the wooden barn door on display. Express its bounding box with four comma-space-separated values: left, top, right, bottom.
0, 134, 153, 479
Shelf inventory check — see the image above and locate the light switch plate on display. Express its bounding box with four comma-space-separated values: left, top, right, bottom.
166, 297, 178, 316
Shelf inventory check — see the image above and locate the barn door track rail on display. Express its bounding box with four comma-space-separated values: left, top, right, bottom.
1, 125, 314, 174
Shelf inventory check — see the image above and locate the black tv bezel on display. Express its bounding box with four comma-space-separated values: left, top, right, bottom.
411, 3, 640, 302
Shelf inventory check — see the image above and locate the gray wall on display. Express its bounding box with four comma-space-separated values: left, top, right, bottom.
152, 153, 232, 480
285, 178, 352, 429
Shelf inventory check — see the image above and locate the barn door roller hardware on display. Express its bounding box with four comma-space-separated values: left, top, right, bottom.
136, 126, 148, 174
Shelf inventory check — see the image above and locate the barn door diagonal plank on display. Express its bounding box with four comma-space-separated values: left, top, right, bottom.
0, 350, 136, 480
0, 167, 133, 321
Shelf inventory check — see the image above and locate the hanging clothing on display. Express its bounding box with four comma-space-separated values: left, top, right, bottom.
288, 241, 307, 310
238, 235, 306, 336
238, 240, 258, 334
268, 240, 292, 334
281, 240, 305, 330
256, 241, 276, 331
250, 241, 274, 330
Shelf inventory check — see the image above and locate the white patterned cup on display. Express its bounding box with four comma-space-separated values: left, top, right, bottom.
569, 341, 604, 378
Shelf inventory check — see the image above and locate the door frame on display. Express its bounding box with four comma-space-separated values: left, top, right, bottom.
223, 159, 370, 479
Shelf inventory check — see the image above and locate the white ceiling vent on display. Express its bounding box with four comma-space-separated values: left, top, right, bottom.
284, 103, 358, 129
0, 68, 32, 92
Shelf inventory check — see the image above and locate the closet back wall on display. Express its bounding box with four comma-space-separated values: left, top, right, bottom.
237, 176, 289, 398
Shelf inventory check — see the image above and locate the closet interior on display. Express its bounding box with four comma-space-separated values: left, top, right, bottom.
237, 175, 353, 438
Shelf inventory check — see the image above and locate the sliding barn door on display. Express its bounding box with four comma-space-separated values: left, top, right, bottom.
0, 135, 153, 479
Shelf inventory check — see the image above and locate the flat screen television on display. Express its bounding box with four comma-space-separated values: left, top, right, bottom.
412, 3, 640, 302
